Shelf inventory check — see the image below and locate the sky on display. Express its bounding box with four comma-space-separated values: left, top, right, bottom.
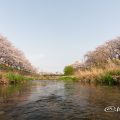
0, 0, 120, 72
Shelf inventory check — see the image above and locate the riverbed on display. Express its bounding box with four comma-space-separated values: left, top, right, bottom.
0, 80, 120, 120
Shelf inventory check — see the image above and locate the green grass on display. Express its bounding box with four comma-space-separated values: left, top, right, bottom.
107, 69, 120, 76
59, 76, 78, 81
5, 72, 32, 84
96, 73, 115, 85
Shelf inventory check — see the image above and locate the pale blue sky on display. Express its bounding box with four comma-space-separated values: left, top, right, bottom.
0, 0, 120, 72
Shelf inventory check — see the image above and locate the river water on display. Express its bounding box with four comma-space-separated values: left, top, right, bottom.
0, 80, 120, 120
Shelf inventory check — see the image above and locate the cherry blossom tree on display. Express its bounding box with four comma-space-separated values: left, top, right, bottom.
84, 37, 120, 67
0, 35, 36, 73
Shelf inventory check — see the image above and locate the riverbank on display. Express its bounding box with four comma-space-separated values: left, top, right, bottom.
0, 64, 35, 84
74, 63, 120, 85
0, 70, 120, 85
0, 63, 120, 85
0, 72, 34, 84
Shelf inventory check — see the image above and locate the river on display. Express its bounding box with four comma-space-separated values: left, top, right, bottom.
0, 80, 120, 120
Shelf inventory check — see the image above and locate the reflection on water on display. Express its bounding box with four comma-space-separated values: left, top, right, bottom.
0, 80, 120, 120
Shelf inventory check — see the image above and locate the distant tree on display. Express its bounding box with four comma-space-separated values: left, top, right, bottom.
64, 66, 74, 75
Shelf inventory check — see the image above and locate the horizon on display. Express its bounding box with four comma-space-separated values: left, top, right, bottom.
0, 0, 120, 72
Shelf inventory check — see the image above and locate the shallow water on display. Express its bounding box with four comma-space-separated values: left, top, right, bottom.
0, 80, 120, 120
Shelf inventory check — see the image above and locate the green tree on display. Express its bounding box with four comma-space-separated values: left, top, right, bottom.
64, 66, 74, 75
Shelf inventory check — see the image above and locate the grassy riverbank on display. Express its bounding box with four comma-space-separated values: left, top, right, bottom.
0, 72, 34, 84
0, 63, 120, 86
74, 63, 120, 85
0, 64, 35, 84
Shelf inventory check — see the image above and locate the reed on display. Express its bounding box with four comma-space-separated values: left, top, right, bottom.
75, 63, 120, 85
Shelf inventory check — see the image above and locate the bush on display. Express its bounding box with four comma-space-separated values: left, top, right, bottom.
64, 66, 74, 75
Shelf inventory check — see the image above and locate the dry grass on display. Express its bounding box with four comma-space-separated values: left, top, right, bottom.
75, 63, 120, 84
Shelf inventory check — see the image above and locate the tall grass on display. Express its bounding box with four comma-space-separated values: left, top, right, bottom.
100, 73, 114, 85
75, 63, 120, 85
6, 72, 32, 84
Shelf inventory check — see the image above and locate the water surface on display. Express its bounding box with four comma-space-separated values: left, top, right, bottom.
0, 80, 120, 120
